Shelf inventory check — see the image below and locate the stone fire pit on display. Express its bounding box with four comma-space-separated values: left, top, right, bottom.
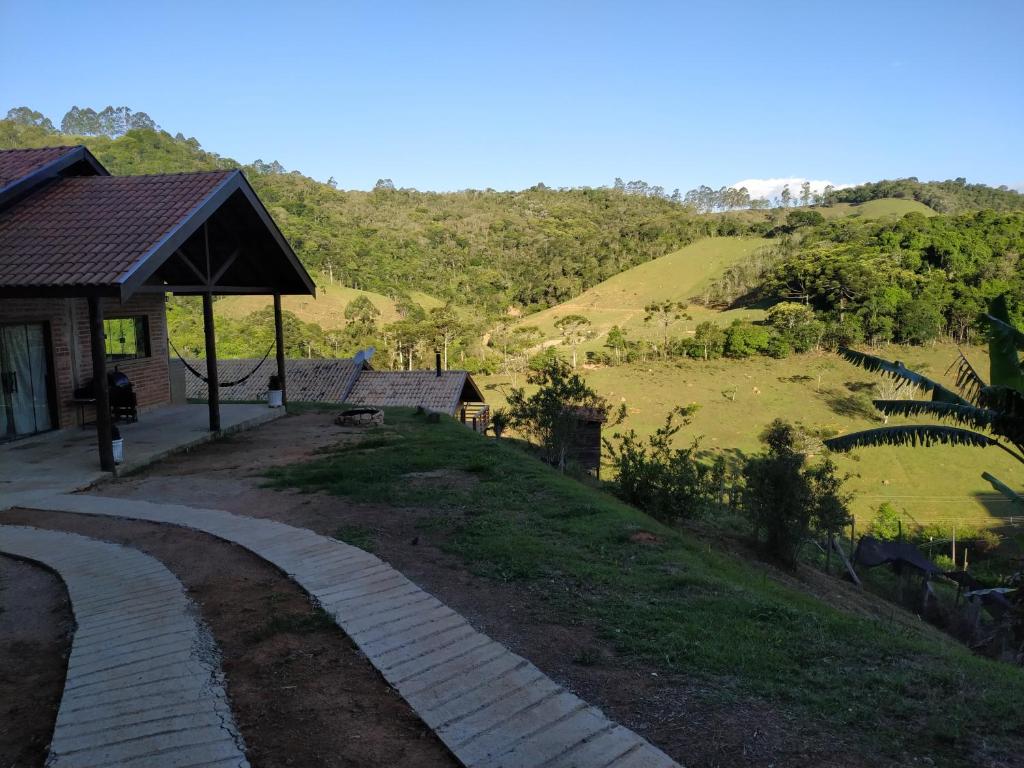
334, 408, 384, 427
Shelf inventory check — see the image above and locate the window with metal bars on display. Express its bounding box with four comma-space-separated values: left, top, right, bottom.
103, 316, 150, 361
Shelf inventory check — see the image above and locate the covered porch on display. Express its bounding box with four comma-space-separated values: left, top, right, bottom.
0, 402, 281, 501
0, 146, 316, 476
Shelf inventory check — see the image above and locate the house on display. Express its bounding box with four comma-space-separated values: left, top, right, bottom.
184, 349, 490, 431
0, 145, 315, 470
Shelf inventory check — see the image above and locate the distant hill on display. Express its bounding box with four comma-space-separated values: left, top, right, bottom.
834, 177, 1024, 213
820, 197, 937, 219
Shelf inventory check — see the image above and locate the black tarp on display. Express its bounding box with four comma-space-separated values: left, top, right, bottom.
853, 535, 944, 577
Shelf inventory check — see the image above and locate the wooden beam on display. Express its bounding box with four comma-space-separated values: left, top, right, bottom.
87, 296, 115, 472
273, 293, 287, 406
174, 249, 208, 284
202, 292, 220, 431
210, 248, 242, 287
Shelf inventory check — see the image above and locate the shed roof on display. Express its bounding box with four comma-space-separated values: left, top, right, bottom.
345, 370, 484, 415
184, 357, 368, 403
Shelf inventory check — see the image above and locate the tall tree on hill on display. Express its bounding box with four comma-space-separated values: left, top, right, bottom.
644, 300, 691, 359
800, 181, 812, 207
428, 304, 461, 370
780, 185, 793, 208
5, 107, 54, 130
555, 314, 594, 368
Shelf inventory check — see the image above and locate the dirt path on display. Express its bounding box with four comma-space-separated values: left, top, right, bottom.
0, 507, 457, 768
90, 411, 878, 767
0, 555, 72, 768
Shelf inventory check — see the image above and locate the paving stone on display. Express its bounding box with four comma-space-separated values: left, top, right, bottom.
24, 493, 681, 768
0, 525, 249, 768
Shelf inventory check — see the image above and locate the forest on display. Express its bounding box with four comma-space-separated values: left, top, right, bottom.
3, 105, 1023, 368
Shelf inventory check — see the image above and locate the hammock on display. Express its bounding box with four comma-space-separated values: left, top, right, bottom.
169, 338, 276, 388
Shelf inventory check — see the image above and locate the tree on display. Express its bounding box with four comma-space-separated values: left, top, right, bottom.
605, 325, 629, 364
806, 457, 853, 573
554, 314, 594, 368
506, 359, 609, 471
5, 107, 54, 131
490, 322, 541, 386
780, 184, 793, 208
693, 321, 726, 360
343, 295, 381, 333
799, 181, 812, 207
644, 300, 690, 359
428, 304, 461, 370
742, 420, 813, 567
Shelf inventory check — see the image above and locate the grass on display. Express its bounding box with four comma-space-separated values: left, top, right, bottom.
333, 523, 378, 552
214, 286, 443, 331
266, 407, 1024, 765
479, 344, 1023, 529
518, 236, 770, 351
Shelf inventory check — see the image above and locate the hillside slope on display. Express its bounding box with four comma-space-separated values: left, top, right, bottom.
519, 236, 770, 346
267, 406, 1024, 766
215, 287, 442, 330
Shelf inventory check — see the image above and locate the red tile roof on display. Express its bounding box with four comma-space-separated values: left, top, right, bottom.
0, 146, 81, 191
0, 171, 234, 289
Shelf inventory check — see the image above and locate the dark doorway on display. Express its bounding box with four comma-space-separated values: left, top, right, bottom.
0, 323, 54, 441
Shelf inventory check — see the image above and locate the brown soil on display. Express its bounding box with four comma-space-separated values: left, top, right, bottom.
0, 554, 72, 768
0, 507, 457, 768
87, 411, 888, 767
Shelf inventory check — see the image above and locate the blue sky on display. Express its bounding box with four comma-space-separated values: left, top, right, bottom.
2, 1, 1022, 193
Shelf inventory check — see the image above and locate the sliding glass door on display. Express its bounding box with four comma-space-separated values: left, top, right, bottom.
0, 323, 54, 441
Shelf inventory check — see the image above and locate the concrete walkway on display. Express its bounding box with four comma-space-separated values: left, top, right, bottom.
0, 404, 283, 499
0, 525, 249, 768
20, 493, 680, 768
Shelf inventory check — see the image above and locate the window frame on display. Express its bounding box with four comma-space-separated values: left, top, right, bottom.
103, 315, 151, 363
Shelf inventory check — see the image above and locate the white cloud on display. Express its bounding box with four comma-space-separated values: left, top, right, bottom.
730, 178, 854, 202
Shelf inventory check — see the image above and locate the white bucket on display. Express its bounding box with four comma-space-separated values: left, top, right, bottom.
112, 438, 124, 465
268, 389, 284, 408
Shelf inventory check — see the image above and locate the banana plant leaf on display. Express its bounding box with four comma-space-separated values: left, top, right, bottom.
872, 400, 1001, 431
946, 348, 987, 405
838, 348, 969, 405
825, 424, 999, 453
982, 471, 1024, 506
985, 295, 1024, 391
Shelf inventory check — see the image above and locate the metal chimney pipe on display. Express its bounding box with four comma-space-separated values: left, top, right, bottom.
435, 351, 442, 376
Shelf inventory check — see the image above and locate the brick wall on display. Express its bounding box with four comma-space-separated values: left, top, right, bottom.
0, 294, 170, 430
73, 295, 170, 414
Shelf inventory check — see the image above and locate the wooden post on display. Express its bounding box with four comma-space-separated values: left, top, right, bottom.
952, 525, 957, 569
202, 292, 220, 432
87, 296, 115, 472
273, 293, 287, 407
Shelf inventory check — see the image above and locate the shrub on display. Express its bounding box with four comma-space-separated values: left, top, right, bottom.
869, 502, 903, 540
604, 405, 719, 522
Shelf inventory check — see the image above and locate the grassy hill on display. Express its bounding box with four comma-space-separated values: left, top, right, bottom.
519, 236, 770, 348
215, 286, 442, 331
818, 198, 937, 219
479, 343, 1022, 529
